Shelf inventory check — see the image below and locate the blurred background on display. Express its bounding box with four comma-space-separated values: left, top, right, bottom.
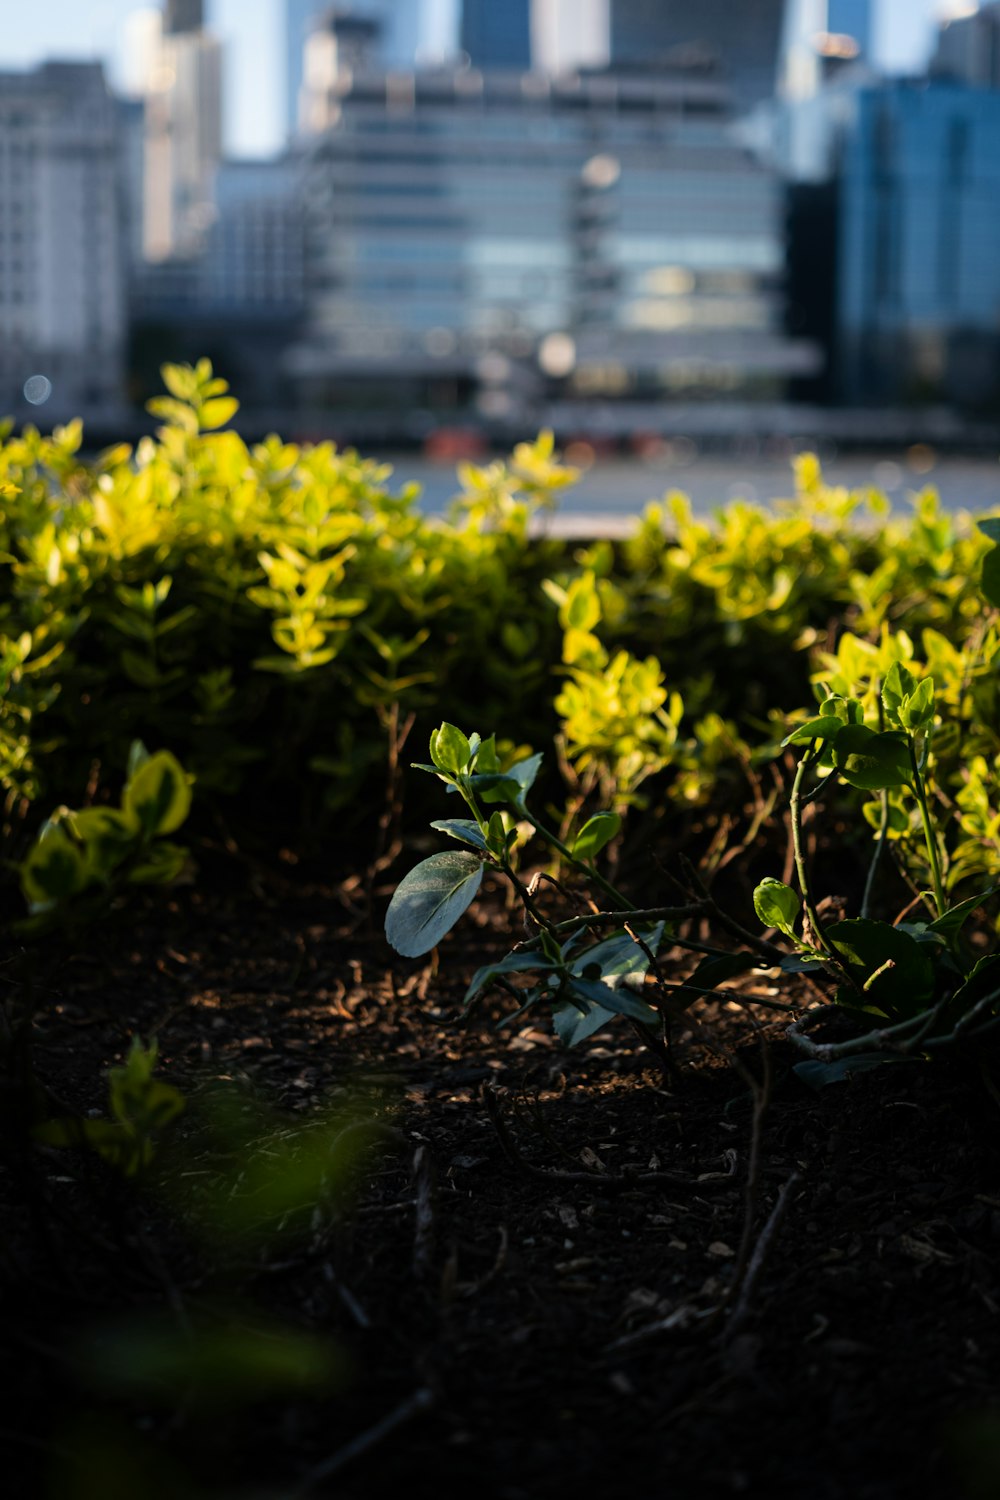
2, 0, 1000, 511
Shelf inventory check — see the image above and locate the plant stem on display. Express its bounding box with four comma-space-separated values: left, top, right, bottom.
909, 740, 946, 920
518, 805, 633, 911
789, 751, 827, 953
861, 789, 890, 921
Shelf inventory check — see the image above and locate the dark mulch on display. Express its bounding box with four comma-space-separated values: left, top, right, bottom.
4, 864, 1000, 1500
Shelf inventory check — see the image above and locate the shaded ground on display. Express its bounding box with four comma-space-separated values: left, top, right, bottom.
5, 866, 1000, 1499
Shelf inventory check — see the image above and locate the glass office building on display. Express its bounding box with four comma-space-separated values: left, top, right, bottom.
459, 0, 532, 70
292, 62, 812, 416
609, 0, 787, 111
838, 80, 1000, 407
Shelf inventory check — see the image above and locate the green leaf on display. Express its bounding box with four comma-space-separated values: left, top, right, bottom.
385, 851, 483, 957
199, 396, 239, 430
977, 517, 1000, 543
464, 949, 556, 1009
897, 675, 935, 732
486, 811, 508, 858
475, 751, 544, 805
881, 661, 918, 725
945, 954, 1000, 1024
21, 824, 88, 909
553, 924, 664, 1045
429, 723, 472, 774
833, 724, 912, 791
781, 714, 845, 748
927, 887, 996, 945
572, 811, 621, 861
981, 546, 1000, 609
753, 878, 800, 940
81, 1316, 341, 1403
430, 818, 488, 852
123, 751, 192, 836
826, 918, 935, 1018
563, 973, 659, 1024
673, 952, 758, 1008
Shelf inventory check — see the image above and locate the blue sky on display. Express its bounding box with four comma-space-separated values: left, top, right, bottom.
0, 0, 951, 158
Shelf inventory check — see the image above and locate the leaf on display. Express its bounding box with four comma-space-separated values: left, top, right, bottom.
464, 949, 555, 1009
674, 952, 758, 1007
81, 1316, 341, 1403
124, 751, 192, 837
793, 1054, 904, 1090
553, 999, 618, 1048
826, 918, 935, 1017
881, 661, 918, 724
160, 362, 197, 401
385, 851, 484, 957
199, 397, 239, 430
927, 887, 996, 945
943, 954, 1000, 1027
429, 723, 472, 774
897, 675, 935, 732
977, 517, 1000, 543
430, 818, 488, 852
563, 973, 659, 1025
833, 724, 912, 791
753, 878, 800, 940
21, 824, 87, 909
779, 953, 827, 974
981, 547, 1000, 609
476, 751, 544, 805
781, 714, 846, 747
572, 812, 621, 862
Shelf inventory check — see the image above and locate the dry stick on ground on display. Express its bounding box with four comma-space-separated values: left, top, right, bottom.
723, 1168, 804, 1341
290, 1388, 436, 1497
411, 1143, 436, 1284
481, 1084, 729, 1193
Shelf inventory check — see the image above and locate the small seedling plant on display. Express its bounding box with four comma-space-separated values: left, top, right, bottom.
753, 654, 999, 1081
384, 723, 770, 1064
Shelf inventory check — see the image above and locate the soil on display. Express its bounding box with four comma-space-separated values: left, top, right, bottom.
5, 860, 1000, 1500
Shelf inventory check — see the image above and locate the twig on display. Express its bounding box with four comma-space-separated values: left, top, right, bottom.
724, 1170, 803, 1340
290, 1388, 435, 1496
411, 1144, 436, 1283
482, 1085, 719, 1193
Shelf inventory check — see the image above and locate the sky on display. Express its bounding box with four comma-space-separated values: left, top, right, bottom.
0, 0, 966, 159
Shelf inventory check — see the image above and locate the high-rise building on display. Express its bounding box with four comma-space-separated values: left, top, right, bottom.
141, 6, 223, 260
286, 2, 431, 137
460, 0, 532, 70
165, 0, 204, 35
609, 0, 787, 108
0, 63, 127, 418
293, 62, 813, 419
835, 80, 1000, 407
533, 0, 609, 74
932, 2, 1000, 90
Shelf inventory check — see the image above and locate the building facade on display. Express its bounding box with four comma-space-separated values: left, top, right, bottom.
141, 7, 223, 260
932, 2, 1000, 91
0, 62, 127, 420
292, 62, 812, 420
609, 0, 787, 110
837, 80, 1000, 408
460, 0, 533, 70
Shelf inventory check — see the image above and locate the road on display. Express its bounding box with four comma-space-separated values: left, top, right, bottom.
383, 451, 1000, 531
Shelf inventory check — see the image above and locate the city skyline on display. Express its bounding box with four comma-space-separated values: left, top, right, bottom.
0, 0, 957, 158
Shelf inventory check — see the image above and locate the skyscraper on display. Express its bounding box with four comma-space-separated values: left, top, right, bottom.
0, 63, 127, 417
286, 1, 429, 136
164, 0, 204, 34
460, 0, 532, 69
609, 0, 787, 109
141, 5, 223, 259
